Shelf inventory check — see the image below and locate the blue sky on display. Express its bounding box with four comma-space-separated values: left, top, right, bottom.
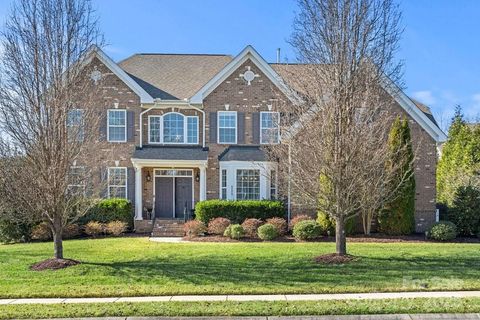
1, 0, 479, 130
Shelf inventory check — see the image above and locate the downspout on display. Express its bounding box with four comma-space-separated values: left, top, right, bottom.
139, 107, 154, 148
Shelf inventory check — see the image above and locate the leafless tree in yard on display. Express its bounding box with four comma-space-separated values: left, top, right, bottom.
269, 0, 412, 256
0, 0, 105, 261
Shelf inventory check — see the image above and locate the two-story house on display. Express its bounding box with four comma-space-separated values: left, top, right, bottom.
81, 45, 446, 234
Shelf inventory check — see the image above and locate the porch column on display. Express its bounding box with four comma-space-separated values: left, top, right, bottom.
199, 165, 206, 201
134, 165, 143, 220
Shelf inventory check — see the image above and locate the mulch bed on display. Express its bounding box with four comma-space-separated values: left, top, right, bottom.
30, 258, 80, 271
314, 253, 357, 264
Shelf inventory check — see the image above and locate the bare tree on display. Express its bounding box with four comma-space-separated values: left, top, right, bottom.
269, 0, 409, 256
0, 0, 104, 260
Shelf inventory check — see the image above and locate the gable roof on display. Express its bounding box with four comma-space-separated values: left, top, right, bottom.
118, 54, 232, 101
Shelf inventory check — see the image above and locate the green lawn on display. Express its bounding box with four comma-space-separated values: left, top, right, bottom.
0, 237, 479, 298
1, 298, 480, 319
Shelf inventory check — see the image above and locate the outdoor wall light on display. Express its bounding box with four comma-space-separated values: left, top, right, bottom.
146, 171, 151, 182
195, 172, 200, 182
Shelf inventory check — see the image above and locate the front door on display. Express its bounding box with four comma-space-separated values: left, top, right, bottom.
155, 177, 174, 218
154, 169, 193, 219
175, 177, 192, 219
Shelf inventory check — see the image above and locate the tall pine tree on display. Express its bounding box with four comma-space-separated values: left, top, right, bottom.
379, 117, 416, 235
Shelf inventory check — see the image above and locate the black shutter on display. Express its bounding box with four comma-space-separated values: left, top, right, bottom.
237, 112, 245, 144
127, 167, 135, 207
209, 112, 217, 143
99, 166, 108, 198
252, 112, 260, 144
127, 111, 135, 142
99, 111, 107, 141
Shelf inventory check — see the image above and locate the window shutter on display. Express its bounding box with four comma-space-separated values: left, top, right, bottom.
99, 111, 107, 141
127, 111, 135, 142
252, 112, 260, 144
237, 112, 245, 144
127, 167, 135, 207
99, 167, 108, 198
209, 112, 217, 143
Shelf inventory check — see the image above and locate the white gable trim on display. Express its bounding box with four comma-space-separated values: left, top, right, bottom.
86, 46, 154, 104
190, 45, 298, 105
382, 76, 447, 143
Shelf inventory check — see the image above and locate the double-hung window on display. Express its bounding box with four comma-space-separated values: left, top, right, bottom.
236, 169, 260, 200
66, 109, 84, 142
218, 111, 237, 144
108, 167, 127, 199
148, 113, 198, 144
148, 116, 161, 143
260, 111, 280, 144
107, 110, 126, 142
186, 116, 199, 144
67, 166, 86, 196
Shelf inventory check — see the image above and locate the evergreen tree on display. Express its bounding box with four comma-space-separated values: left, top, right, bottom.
378, 117, 416, 235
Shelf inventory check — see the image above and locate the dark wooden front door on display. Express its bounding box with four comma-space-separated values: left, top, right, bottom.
175, 177, 192, 219
154, 176, 192, 219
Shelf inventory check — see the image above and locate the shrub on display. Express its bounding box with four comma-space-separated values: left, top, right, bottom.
105, 221, 128, 236
266, 217, 287, 236
427, 221, 457, 241
184, 220, 206, 238
224, 224, 244, 239
0, 216, 35, 243
207, 217, 231, 235
195, 200, 285, 224
292, 220, 322, 241
241, 218, 263, 238
257, 223, 279, 241
448, 185, 480, 236
63, 224, 81, 239
84, 221, 104, 237
81, 198, 133, 228
31, 222, 52, 241
316, 212, 355, 236
289, 214, 311, 230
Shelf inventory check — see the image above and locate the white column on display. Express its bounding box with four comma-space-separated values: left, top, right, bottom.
134, 166, 143, 220
199, 165, 207, 201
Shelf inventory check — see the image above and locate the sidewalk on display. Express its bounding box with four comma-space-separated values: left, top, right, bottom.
1, 290, 480, 305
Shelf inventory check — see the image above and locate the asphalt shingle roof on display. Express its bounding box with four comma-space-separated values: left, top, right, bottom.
133, 146, 209, 161
218, 146, 267, 162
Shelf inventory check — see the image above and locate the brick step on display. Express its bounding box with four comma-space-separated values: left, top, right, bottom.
151, 219, 185, 237
152, 232, 184, 237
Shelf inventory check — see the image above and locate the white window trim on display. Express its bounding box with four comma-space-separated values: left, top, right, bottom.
148, 113, 199, 145
107, 109, 127, 143
260, 111, 280, 145
66, 109, 85, 142
235, 169, 261, 200
107, 167, 127, 199
67, 165, 86, 195
217, 111, 237, 144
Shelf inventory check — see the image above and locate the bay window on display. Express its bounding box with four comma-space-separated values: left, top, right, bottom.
236, 169, 260, 200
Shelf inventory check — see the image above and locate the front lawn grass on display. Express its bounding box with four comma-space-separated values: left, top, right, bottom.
1, 298, 479, 319
0, 237, 479, 298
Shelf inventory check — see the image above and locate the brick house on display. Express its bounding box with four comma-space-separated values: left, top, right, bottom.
79, 45, 446, 234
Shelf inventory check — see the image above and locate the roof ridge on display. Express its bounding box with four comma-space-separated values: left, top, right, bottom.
135, 53, 232, 57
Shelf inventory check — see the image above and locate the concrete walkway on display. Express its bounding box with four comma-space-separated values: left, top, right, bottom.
1, 291, 480, 305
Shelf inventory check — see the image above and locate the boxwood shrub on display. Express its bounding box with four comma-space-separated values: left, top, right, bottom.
427, 221, 457, 241
80, 198, 133, 228
292, 220, 322, 241
195, 200, 285, 224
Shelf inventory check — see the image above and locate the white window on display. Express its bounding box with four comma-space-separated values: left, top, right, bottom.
107, 110, 126, 142
260, 112, 280, 144
221, 169, 227, 200
236, 169, 260, 200
67, 166, 86, 195
218, 111, 237, 144
67, 109, 84, 142
163, 113, 184, 143
108, 167, 127, 199
187, 116, 199, 144
148, 116, 161, 143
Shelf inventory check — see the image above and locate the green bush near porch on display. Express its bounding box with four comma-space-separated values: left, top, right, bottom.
195, 199, 285, 224
79, 198, 133, 229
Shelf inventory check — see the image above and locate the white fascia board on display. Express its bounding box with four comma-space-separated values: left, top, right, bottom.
381, 76, 447, 143
87, 46, 154, 104
190, 45, 299, 105
131, 158, 207, 168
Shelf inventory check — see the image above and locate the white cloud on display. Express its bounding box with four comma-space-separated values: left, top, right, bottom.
412, 90, 436, 105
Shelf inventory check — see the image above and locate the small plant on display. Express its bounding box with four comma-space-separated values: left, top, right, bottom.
31, 222, 52, 241
184, 220, 206, 238
62, 224, 81, 239
105, 221, 128, 236
292, 220, 322, 241
224, 224, 244, 239
207, 217, 231, 235
265, 217, 287, 236
427, 221, 457, 241
241, 218, 263, 238
257, 223, 279, 241
289, 214, 311, 230
84, 221, 104, 237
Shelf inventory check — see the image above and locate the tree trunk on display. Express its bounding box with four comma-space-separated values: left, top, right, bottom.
52, 217, 64, 259
335, 217, 347, 256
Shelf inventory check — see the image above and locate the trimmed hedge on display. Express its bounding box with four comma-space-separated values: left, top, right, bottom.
80, 198, 133, 228
293, 220, 322, 241
427, 221, 457, 241
195, 200, 285, 224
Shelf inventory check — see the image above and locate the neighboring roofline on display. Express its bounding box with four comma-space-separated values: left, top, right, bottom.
86, 46, 154, 104
190, 45, 299, 105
